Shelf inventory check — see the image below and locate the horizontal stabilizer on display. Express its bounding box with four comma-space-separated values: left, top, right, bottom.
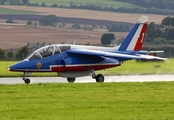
139, 54, 166, 60
147, 51, 164, 54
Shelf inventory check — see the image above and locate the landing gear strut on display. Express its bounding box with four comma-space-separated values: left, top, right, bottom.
67, 78, 76, 83
91, 69, 105, 82
23, 72, 31, 84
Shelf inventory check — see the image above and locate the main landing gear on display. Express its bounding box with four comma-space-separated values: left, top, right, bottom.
67, 78, 76, 83
95, 74, 105, 82
23, 72, 31, 84
91, 70, 105, 82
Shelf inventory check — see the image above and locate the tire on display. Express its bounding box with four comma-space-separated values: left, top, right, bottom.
67, 78, 76, 83
24, 78, 30, 84
96, 74, 104, 82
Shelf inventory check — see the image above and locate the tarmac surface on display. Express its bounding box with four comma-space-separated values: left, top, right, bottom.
0, 74, 174, 84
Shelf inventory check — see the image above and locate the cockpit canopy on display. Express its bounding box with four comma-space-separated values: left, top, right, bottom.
26, 45, 70, 61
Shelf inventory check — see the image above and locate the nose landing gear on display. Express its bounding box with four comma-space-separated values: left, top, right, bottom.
23, 72, 31, 84
24, 78, 30, 84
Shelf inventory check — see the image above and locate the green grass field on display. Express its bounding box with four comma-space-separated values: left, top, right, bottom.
0, 7, 39, 14
29, 0, 141, 8
0, 59, 173, 77
0, 0, 142, 15
0, 82, 174, 119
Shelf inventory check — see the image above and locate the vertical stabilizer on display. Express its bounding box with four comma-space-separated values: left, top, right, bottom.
118, 15, 148, 51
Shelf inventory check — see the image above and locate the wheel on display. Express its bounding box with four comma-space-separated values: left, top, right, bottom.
67, 78, 76, 83
24, 78, 30, 84
95, 74, 104, 82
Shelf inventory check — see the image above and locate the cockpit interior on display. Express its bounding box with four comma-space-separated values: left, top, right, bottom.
26, 45, 71, 61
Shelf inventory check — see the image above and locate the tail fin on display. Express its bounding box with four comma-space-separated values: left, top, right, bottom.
118, 15, 148, 51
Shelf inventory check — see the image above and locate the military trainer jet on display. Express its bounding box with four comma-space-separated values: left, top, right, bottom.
9, 15, 166, 84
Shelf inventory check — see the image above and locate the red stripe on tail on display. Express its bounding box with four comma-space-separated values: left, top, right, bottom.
134, 23, 148, 51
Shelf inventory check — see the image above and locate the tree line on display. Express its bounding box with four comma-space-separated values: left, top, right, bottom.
0, 42, 50, 61
1, 0, 174, 15
144, 16, 174, 45
0, 0, 29, 5
0, 46, 31, 61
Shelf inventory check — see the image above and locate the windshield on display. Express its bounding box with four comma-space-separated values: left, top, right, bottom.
38, 46, 54, 58
26, 45, 70, 61
28, 52, 42, 61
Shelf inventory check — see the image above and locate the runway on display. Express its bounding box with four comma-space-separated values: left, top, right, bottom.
0, 74, 174, 84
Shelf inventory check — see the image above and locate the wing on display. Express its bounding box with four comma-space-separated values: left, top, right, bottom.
67, 49, 166, 60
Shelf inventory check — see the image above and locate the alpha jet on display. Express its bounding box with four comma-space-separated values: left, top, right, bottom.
9, 15, 166, 84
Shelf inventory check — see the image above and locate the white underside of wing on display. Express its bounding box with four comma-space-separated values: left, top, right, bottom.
139, 54, 166, 60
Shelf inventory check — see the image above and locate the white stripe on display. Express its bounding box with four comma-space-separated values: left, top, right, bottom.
127, 24, 143, 50
11, 69, 51, 71
50, 63, 120, 68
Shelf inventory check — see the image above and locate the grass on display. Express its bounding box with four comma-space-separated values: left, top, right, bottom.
0, 1, 141, 15
0, 0, 141, 9
0, 0, 143, 15
0, 82, 174, 119
1, 59, 173, 77
0, 7, 39, 14
29, 0, 142, 8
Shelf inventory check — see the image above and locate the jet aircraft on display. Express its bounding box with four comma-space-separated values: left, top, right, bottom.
9, 15, 166, 84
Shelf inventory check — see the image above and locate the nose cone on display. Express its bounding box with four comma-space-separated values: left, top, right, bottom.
9, 60, 28, 72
